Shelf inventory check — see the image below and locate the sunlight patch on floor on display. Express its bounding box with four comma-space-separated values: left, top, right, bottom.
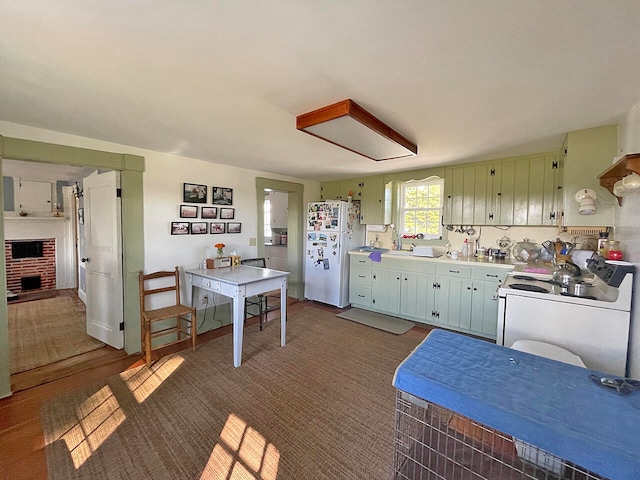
200, 413, 280, 480
123, 354, 185, 403
48, 385, 126, 468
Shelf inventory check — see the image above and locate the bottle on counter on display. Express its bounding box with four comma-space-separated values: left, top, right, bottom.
461, 239, 469, 258
597, 231, 609, 257
606, 240, 623, 260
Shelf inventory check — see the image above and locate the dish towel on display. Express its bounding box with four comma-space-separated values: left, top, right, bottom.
368, 251, 382, 262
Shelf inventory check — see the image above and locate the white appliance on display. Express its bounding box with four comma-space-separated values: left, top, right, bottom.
497, 255, 634, 376
304, 201, 365, 307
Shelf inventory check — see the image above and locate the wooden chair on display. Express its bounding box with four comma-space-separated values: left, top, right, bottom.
138, 266, 196, 367
241, 258, 281, 330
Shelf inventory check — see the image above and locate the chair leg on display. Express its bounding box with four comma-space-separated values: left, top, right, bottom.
145, 321, 152, 367
191, 310, 197, 352
259, 295, 264, 331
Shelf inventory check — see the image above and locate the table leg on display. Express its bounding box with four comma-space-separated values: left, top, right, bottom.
232, 286, 245, 367
280, 277, 287, 346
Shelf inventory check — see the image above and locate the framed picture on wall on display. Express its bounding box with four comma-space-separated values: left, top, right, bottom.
183, 183, 208, 203
210, 222, 225, 234
212, 186, 233, 205
227, 222, 242, 234
171, 221, 190, 235
220, 207, 234, 219
180, 205, 198, 218
201, 206, 218, 219
190, 222, 208, 234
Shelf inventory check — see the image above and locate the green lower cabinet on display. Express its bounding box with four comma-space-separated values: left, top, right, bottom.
469, 280, 499, 338
348, 254, 508, 340
399, 272, 430, 321
371, 268, 401, 314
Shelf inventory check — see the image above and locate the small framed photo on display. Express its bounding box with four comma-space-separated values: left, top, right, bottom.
77, 207, 84, 225
220, 207, 235, 219
180, 205, 198, 218
183, 183, 208, 204
201, 206, 218, 219
212, 186, 233, 205
190, 222, 208, 234
210, 222, 225, 234
227, 222, 242, 234
171, 221, 190, 235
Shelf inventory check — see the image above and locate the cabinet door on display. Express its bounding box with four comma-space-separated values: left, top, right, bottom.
400, 272, 430, 321
320, 182, 340, 201
349, 285, 371, 307
372, 269, 401, 314
339, 179, 360, 200
19, 179, 52, 213
470, 280, 499, 339
443, 277, 470, 330
444, 166, 464, 225
359, 176, 388, 224
472, 163, 490, 225
428, 275, 449, 327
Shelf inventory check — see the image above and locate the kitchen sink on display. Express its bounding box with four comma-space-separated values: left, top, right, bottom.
356, 246, 389, 252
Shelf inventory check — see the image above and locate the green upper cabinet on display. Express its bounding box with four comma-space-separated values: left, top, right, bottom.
444, 152, 561, 226
562, 125, 617, 227
444, 163, 491, 225
319, 179, 361, 201
359, 176, 390, 224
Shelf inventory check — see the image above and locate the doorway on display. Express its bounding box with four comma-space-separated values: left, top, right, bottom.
2, 160, 126, 391
255, 178, 304, 299
0, 135, 145, 397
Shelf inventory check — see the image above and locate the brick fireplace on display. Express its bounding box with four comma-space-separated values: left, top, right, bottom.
5, 239, 56, 293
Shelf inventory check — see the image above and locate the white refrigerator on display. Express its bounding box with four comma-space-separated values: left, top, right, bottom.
304, 200, 365, 307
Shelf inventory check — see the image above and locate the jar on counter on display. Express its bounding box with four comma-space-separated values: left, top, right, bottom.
606, 240, 623, 260
597, 231, 609, 256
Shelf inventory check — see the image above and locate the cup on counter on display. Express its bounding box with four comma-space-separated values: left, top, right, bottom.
477, 247, 486, 260
449, 250, 459, 260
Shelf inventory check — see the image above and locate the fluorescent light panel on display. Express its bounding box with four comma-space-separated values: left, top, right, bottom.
296, 99, 417, 161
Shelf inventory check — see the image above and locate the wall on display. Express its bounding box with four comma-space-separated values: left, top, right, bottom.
616, 99, 640, 378
0, 120, 321, 397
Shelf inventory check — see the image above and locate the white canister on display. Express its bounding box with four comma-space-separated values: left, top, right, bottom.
477, 247, 486, 260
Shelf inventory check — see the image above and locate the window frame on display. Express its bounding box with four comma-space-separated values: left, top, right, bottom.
399, 177, 444, 241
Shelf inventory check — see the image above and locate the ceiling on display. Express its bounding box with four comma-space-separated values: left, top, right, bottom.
2, 1, 640, 182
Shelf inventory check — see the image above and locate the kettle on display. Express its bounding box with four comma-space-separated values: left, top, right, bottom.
552, 260, 582, 285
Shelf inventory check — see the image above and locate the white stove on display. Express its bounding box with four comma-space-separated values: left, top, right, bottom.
497, 255, 634, 376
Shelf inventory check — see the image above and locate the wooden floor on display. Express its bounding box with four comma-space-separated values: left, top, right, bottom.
0, 297, 342, 480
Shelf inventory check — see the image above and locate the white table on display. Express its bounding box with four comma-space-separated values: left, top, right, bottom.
187, 265, 289, 367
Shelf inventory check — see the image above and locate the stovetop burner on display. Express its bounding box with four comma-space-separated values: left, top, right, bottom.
509, 283, 550, 293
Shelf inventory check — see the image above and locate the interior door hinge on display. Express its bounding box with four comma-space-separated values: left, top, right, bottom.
552, 161, 558, 169
116, 188, 122, 197
119, 321, 124, 331
490, 168, 495, 176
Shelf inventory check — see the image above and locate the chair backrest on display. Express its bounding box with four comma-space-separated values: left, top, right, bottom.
241, 258, 267, 269
138, 266, 182, 312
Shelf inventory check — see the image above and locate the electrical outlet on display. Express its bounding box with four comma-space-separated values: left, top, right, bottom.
202, 294, 209, 304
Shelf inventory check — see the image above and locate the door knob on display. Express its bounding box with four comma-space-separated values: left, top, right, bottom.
81, 257, 90, 263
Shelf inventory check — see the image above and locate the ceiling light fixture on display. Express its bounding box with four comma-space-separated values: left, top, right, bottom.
296, 99, 417, 161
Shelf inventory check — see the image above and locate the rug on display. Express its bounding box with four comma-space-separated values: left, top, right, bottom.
336, 308, 415, 334
9, 295, 105, 374
41, 306, 427, 480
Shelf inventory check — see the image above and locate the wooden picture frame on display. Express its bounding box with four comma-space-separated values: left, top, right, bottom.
210, 222, 225, 234
201, 206, 218, 219
190, 222, 208, 234
183, 183, 208, 203
171, 221, 190, 235
212, 186, 233, 205
220, 207, 235, 219
180, 205, 198, 218
227, 222, 242, 234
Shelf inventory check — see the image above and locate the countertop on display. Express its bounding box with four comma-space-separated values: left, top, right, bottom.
349, 249, 516, 270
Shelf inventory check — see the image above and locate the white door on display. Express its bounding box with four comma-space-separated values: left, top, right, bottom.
84, 170, 124, 349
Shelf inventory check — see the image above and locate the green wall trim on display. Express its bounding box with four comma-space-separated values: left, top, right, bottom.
1, 136, 144, 171
0, 136, 145, 398
255, 177, 304, 299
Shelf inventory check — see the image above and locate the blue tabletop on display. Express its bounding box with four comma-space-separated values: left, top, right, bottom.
393, 329, 640, 480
